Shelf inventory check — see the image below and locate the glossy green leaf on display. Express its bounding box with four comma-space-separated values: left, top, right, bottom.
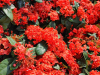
73, 1, 79, 10
10, 4, 15, 9
61, 16, 65, 25
87, 33, 97, 39
0, 10, 5, 19
57, 26, 61, 34
17, 0, 25, 9
6, 36, 17, 45
56, 7, 60, 14
49, 21, 56, 29
35, 0, 42, 3
57, 34, 60, 39
84, 69, 89, 75
0, 58, 13, 75
53, 64, 60, 70
0, 15, 11, 30
65, 18, 72, 31
79, 73, 85, 75
35, 20, 39, 25
68, 17, 80, 23
83, 51, 88, 60
2, 5, 13, 21
35, 41, 48, 55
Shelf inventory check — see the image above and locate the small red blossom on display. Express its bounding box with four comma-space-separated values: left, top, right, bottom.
13, 64, 16, 67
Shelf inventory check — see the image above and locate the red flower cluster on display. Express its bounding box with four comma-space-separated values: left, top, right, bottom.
0, 0, 15, 7
13, 5, 38, 25
56, 0, 74, 17
25, 25, 80, 75
68, 25, 99, 39
69, 38, 86, 57
77, 6, 87, 21
48, 10, 59, 21
89, 70, 100, 75
68, 25, 100, 69
34, 1, 53, 22
0, 38, 12, 55
25, 25, 43, 44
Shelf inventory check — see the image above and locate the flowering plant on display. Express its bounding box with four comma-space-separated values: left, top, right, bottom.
0, 0, 100, 75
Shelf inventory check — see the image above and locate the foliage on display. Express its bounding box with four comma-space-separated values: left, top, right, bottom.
0, 0, 100, 75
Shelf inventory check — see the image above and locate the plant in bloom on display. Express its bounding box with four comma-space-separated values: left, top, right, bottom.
1, 0, 100, 75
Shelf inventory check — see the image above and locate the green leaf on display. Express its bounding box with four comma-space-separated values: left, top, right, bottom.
65, 18, 72, 31
49, 21, 56, 29
0, 58, 14, 75
0, 10, 5, 19
87, 46, 90, 49
56, 7, 60, 14
68, 17, 80, 24
83, 51, 88, 60
53, 64, 60, 70
10, 4, 15, 9
0, 15, 11, 30
94, 1, 97, 5
24, 0, 30, 2
73, 1, 79, 10
61, 16, 65, 25
76, 19, 85, 28
17, 0, 25, 9
35, 0, 42, 3
79, 73, 85, 75
16, 26, 25, 31
57, 34, 60, 39
6, 36, 17, 45
35, 41, 48, 55
84, 69, 89, 75
2, 5, 13, 21
11, 51, 15, 57
27, 47, 36, 57
87, 33, 97, 39
35, 20, 39, 25
57, 26, 61, 34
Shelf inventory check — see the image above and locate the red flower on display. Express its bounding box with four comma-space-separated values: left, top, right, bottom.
48, 10, 59, 21
56, 0, 74, 17
0, 38, 12, 55
25, 25, 43, 44
90, 70, 100, 75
